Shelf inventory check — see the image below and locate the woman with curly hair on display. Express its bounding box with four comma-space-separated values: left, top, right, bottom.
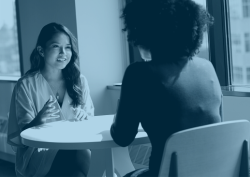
111, 0, 223, 176
8, 22, 94, 177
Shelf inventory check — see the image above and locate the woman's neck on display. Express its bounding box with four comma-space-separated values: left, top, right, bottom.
40, 68, 64, 82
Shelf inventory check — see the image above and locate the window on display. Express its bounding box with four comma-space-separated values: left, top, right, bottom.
242, 0, 250, 18
233, 66, 243, 84
230, 2, 240, 20
227, 0, 250, 85
0, 0, 21, 79
245, 33, 250, 52
232, 34, 241, 45
231, 33, 241, 53
246, 67, 250, 83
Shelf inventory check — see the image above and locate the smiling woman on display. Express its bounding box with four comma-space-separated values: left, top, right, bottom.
27, 23, 83, 108
37, 33, 72, 72
7, 22, 94, 177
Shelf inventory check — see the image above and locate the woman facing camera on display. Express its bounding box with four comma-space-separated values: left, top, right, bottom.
111, 0, 223, 176
8, 22, 94, 177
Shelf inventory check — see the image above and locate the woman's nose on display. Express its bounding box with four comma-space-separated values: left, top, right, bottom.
60, 47, 66, 54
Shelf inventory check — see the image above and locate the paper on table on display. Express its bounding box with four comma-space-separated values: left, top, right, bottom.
113, 83, 122, 86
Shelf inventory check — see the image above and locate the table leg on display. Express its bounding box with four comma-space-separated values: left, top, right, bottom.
87, 149, 106, 177
87, 147, 133, 177
112, 147, 135, 177
105, 149, 115, 177
87, 149, 116, 177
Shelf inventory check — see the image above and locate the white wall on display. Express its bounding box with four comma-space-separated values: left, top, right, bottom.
223, 96, 250, 122
75, 0, 128, 115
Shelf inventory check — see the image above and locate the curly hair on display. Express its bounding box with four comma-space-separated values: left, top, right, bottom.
26, 22, 83, 107
122, 0, 214, 63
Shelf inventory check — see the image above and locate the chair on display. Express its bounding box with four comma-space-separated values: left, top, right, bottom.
158, 120, 250, 177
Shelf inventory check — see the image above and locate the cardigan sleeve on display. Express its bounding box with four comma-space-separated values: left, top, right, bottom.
8, 80, 36, 147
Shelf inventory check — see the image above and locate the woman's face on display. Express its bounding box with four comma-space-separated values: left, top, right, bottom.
42, 32, 72, 71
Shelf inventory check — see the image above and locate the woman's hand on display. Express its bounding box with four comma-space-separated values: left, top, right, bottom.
22, 95, 59, 131
33, 95, 60, 126
71, 107, 88, 121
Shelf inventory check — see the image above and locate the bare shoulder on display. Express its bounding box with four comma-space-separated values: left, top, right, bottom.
192, 57, 216, 73
192, 57, 221, 92
192, 56, 213, 65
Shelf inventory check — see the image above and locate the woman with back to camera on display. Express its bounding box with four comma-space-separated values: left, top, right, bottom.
7, 22, 94, 177
110, 0, 223, 176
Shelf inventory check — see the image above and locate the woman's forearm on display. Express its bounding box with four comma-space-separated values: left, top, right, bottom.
21, 114, 41, 131
22, 121, 35, 131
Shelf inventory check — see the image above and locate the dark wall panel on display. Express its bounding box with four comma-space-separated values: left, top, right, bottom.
16, 0, 77, 74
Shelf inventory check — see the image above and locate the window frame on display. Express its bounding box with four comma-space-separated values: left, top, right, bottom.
207, 0, 232, 86
15, 0, 24, 77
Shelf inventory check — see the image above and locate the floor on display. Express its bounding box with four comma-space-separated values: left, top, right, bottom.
0, 159, 142, 177
0, 159, 16, 177
2, 158, 249, 177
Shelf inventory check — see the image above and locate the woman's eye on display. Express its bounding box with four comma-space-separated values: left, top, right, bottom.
52, 45, 59, 48
66, 46, 71, 49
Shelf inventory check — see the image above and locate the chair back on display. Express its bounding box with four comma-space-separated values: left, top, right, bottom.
158, 120, 250, 177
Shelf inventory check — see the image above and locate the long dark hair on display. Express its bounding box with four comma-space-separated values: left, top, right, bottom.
27, 22, 83, 107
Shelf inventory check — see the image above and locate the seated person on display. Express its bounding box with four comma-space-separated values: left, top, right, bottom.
110, 0, 223, 176
7, 22, 94, 177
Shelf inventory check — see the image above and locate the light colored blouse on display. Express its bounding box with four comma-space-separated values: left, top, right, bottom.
7, 70, 94, 177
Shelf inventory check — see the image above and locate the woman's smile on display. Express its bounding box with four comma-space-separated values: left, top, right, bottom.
57, 57, 67, 62
43, 33, 72, 69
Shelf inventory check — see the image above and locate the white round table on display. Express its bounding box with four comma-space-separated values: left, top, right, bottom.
21, 115, 150, 177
